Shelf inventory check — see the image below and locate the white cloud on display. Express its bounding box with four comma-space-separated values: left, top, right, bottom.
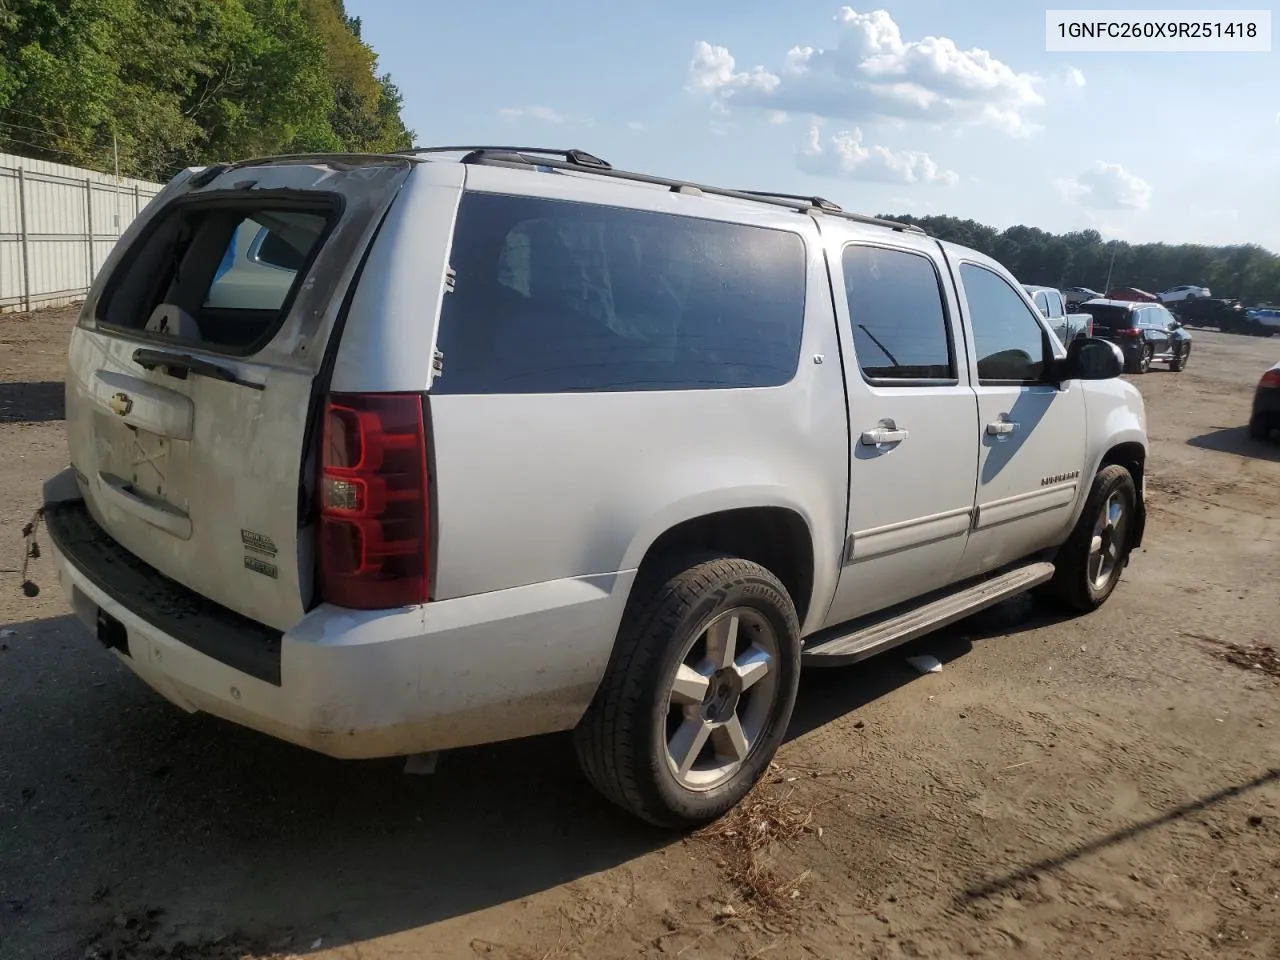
627, 120, 646, 131
798, 125, 959, 185
689, 7, 1044, 135
499, 105, 569, 124
1066, 66, 1086, 87
767, 110, 790, 125
1056, 161, 1152, 211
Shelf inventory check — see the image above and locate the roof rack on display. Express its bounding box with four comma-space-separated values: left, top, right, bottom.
406, 146, 924, 235
736, 190, 844, 214
402, 146, 612, 170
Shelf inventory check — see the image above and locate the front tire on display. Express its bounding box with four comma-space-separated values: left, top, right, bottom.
1040, 465, 1137, 613
574, 555, 801, 828
1170, 344, 1190, 372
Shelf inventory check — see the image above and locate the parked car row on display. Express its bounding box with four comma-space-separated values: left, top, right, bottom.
1054, 284, 1275, 339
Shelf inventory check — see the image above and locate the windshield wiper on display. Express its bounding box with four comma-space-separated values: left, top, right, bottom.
132, 348, 265, 391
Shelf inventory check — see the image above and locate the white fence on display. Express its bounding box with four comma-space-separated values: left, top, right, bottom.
0, 153, 163, 313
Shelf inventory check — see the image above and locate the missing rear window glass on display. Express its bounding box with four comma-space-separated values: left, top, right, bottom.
98, 196, 336, 355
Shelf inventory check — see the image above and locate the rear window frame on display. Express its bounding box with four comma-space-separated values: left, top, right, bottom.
95, 189, 345, 358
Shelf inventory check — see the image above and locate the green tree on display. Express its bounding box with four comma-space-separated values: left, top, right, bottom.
0, 0, 412, 179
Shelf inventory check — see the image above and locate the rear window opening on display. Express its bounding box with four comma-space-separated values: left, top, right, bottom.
98, 195, 338, 355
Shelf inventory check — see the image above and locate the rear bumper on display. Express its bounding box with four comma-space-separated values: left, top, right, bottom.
43, 475, 631, 759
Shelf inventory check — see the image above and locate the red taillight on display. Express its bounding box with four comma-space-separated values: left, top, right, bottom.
318, 393, 430, 609
1261, 370, 1280, 390
1116, 327, 1141, 338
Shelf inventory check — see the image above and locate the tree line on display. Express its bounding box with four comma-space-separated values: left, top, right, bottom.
0, 0, 413, 182
880, 214, 1280, 306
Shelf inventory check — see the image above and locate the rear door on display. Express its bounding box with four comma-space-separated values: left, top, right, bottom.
64, 158, 415, 631
823, 233, 980, 625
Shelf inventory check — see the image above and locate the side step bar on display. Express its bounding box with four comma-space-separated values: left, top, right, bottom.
802, 561, 1056, 667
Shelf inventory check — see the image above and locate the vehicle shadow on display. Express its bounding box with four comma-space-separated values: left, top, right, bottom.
2, 597, 1069, 957
789, 594, 1066, 741
1187, 426, 1280, 463
0, 614, 659, 958
0, 380, 65, 423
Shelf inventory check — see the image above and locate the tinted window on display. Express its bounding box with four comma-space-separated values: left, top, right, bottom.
433, 193, 807, 394
1078, 303, 1134, 331
960, 264, 1048, 383
842, 245, 953, 380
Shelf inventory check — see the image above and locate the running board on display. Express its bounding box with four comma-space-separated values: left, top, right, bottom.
802, 561, 1056, 667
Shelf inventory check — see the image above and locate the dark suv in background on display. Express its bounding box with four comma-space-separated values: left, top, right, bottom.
1077, 299, 1193, 374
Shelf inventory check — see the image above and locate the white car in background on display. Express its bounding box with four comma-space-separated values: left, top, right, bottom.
1158, 284, 1210, 303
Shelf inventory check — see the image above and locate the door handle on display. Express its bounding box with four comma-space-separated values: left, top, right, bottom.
986, 420, 1019, 436
861, 426, 910, 445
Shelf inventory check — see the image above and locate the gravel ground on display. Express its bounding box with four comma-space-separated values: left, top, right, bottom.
1, 307, 1278, 960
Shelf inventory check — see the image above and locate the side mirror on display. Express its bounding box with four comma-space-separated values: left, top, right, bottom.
1056, 337, 1123, 383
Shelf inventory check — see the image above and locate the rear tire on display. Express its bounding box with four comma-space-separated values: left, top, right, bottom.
1040, 465, 1137, 613
1250, 415, 1272, 442
574, 555, 801, 828
1125, 344, 1152, 375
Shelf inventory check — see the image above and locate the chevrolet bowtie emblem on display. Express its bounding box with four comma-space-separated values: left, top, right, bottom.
109, 392, 133, 417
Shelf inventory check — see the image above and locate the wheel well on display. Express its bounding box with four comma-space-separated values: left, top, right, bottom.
1100, 441, 1146, 548
1100, 442, 1144, 487
636, 508, 815, 625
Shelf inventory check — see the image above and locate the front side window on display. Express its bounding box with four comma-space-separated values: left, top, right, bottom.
434, 193, 807, 394
960, 263, 1049, 384
842, 244, 954, 381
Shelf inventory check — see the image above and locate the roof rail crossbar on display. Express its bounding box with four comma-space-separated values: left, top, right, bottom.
452, 152, 925, 234
736, 190, 844, 213
402, 146, 612, 169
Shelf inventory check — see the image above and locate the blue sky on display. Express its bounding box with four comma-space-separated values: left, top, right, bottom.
351, 0, 1279, 251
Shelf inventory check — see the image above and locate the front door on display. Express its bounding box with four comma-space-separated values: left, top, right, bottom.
822, 236, 980, 627
948, 258, 1087, 578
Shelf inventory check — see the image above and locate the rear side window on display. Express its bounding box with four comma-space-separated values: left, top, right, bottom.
842, 244, 954, 381
99, 199, 335, 354
432, 193, 807, 394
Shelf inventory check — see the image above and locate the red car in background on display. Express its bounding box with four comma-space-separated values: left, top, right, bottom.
1105, 287, 1160, 303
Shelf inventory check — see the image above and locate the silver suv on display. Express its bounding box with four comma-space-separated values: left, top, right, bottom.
42, 147, 1148, 827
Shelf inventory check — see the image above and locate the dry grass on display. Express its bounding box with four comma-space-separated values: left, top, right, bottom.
694, 780, 819, 915
1186, 633, 1280, 680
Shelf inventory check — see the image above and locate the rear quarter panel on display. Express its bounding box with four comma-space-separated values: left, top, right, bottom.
348, 165, 851, 635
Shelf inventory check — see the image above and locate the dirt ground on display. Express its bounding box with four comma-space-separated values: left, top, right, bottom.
1, 307, 1278, 960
